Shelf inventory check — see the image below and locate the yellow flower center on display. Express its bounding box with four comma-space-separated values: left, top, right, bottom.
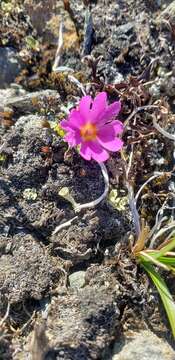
80, 122, 97, 141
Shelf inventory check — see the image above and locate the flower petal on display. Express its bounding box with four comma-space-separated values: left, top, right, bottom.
80, 142, 91, 160
99, 136, 123, 151
64, 130, 81, 147
99, 101, 121, 125
79, 95, 92, 122
90, 92, 107, 123
111, 120, 124, 134
61, 120, 76, 131
97, 124, 123, 151
88, 141, 109, 162
69, 109, 86, 128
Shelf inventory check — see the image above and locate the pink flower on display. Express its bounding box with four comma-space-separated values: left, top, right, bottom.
61, 92, 123, 162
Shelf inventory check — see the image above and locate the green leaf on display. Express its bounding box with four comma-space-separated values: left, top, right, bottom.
53, 123, 65, 137
157, 256, 175, 266
0, 154, 6, 162
141, 252, 175, 267
152, 237, 175, 260
26, 36, 40, 51
139, 252, 170, 271
108, 189, 128, 211
141, 261, 175, 337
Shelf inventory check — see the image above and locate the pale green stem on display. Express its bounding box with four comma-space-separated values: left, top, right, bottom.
75, 162, 109, 212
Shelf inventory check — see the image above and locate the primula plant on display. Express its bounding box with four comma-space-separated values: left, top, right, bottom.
59, 91, 175, 338
61, 92, 123, 162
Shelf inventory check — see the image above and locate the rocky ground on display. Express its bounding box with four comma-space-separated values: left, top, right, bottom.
0, 0, 175, 359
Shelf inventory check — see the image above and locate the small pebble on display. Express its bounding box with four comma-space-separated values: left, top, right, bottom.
69, 271, 86, 289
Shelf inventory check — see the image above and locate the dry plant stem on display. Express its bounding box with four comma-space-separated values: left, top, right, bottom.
151, 222, 175, 243
68, 75, 86, 96
122, 153, 141, 237
52, 23, 86, 95
52, 22, 63, 72
19, 311, 36, 334
156, 230, 175, 250
0, 302, 10, 327
126, 144, 134, 178
135, 172, 164, 205
153, 115, 175, 141
123, 106, 159, 237
155, 199, 169, 225
124, 105, 159, 127
153, 195, 175, 233
152, 114, 175, 226
74, 162, 109, 212
147, 216, 167, 244
149, 222, 175, 249
124, 104, 174, 237
126, 180, 141, 237
164, 230, 175, 242
53, 216, 78, 235
52, 18, 87, 98
53, 66, 74, 73
52, 28, 86, 95
123, 147, 140, 237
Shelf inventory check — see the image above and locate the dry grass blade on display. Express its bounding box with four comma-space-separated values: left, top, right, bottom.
154, 236, 175, 258
132, 220, 150, 254
0, 302, 10, 327
152, 114, 175, 141
135, 172, 164, 205
149, 223, 175, 249
124, 105, 159, 128
52, 22, 64, 72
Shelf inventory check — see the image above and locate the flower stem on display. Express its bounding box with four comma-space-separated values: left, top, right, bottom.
52, 163, 109, 235
75, 162, 109, 212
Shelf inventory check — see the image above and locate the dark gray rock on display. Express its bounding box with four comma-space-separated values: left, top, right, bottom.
0, 47, 22, 88
5, 89, 60, 113
0, 87, 26, 107
0, 232, 60, 303
45, 283, 120, 359
115, 22, 134, 36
